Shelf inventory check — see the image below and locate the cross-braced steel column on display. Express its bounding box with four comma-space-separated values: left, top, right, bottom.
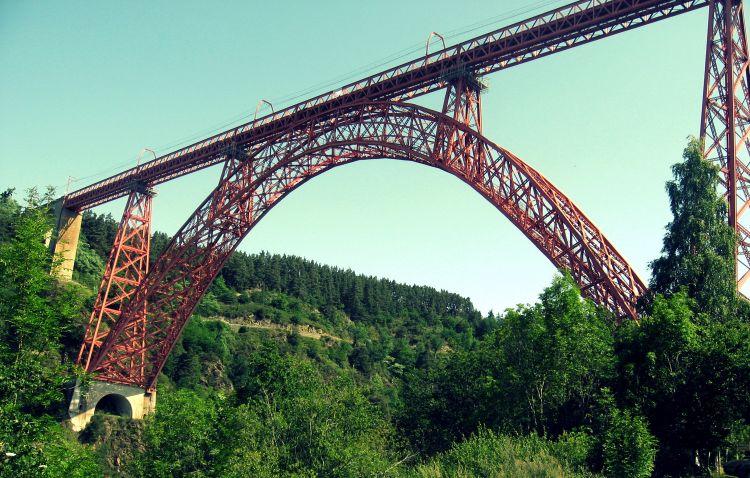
434, 71, 486, 181
77, 184, 153, 385
207, 144, 254, 234
701, 0, 750, 291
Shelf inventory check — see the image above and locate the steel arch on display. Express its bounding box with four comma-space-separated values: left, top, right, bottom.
88, 100, 645, 390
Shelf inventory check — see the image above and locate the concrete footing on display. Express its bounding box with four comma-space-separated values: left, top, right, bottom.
68, 379, 156, 432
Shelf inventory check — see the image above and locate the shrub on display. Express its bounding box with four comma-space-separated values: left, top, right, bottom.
603, 409, 657, 478
407, 429, 594, 477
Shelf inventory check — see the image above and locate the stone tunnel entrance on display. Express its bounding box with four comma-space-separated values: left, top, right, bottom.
95, 393, 132, 418
68, 380, 156, 431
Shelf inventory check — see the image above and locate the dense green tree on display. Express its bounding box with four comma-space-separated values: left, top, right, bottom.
398, 349, 486, 454
135, 353, 402, 477
71, 238, 105, 289
195, 291, 221, 316
399, 272, 615, 454
494, 272, 614, 435
615, 293, 698, 410
221, 251, 253, 291
0, 408, 101, 478
349, 342, 374, 375
129, 390, 223, 477
0, 188, 20, 241
0, 189, 101, 476
649, 137, 737, 318
149, 231, 170, 264
79, 211, 118, 261
0, 189, 84, 413
617, 138, 750, 476
172, 353, 202, 389
209, 276, 237, 305
617, 296, 750, 475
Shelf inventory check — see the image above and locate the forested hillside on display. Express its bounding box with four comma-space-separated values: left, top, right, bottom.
1, 139, 750, 477
75, 212, 493, 383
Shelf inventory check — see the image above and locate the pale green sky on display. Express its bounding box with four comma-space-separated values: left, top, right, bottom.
0, 1, 708, 313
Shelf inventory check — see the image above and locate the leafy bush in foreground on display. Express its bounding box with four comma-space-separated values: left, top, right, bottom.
405, 429, 597, 478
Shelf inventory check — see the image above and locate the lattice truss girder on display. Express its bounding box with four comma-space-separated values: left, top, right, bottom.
64, 0, 708, 211
77, 188, 152, 382
87, 100, 645, 390
701, 0, 750, 290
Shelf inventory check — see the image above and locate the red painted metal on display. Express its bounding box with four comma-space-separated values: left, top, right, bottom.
436, 72, 485, 179
63, 0, 707, 211
700, 0, 750, 291
86, 100, 646, 390
69, 0, 750, 392
77, 185, 152, 382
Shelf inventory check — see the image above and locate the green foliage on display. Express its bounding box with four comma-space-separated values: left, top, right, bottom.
4, 134, 746, 478
0, 405, 101, 478
217, 251, 489, 344
129, 390, 223, 477
0, 189, 100, 476
131, 364, 401, 477
78, 414, 144, 475
616, 292, 750, 475
406, 428, 595, 478
614, 138, 750, 476
0, 189, 85, 412
162, 317, 233, 392
550, 430, 596, 473
195, 291, 221, 316
602, 408, 657, 478
210, 276, 237, 305
400, 272, 615, 454
649, 137, 737, 318
615, 292, 697, 407
0, 188, 20, 241
71, 238, 104, 289
725, 422, 750, 461
493, 272, 615, 435
149, 231, 170, 264
79, 211, 117, 261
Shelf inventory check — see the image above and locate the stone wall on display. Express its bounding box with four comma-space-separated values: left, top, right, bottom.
68, 379, 156, 432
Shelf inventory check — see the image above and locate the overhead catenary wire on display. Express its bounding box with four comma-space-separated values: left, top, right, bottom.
73, 0, 567, 189
146, 0, 567, 155
263, 0, 565, 106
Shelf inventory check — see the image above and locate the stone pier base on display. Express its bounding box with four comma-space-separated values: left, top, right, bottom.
68, 379, 156, 432
48, 200, 82, 281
